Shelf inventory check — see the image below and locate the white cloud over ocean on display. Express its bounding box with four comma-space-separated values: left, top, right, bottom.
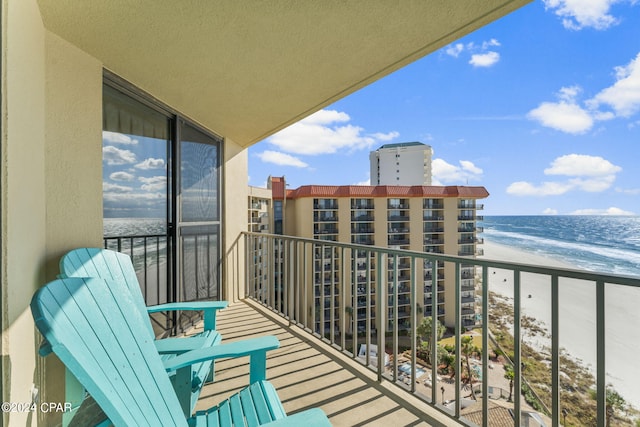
570, 206, 635, 215
507, 154, 621, 196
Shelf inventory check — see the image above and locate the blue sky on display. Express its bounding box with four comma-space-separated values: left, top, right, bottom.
248, 0, 640, 216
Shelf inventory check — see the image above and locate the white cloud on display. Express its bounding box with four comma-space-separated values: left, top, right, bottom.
569, 175, 617, 192
482, 39, 501, 49
353, 178, 371, 186
507, 154, 621, 196
135, 158, 165, 170
110, 171, 135, 181
103, 146, 136, 165
446, 43, 464, 58
103, 131, 139, 145
370, 131, 400, 141
303, 109, 350, 125
543, 0, 622, 30
267, 109, 399, 155
544, 154, 621, 176
527, 95, 594, 134
459, 160, 483, 175
588, 52, 640, 117
506, 180, 575, 196
616, 187, 640, 195
570, 207, 635, 215
529, 53, 640, 133
444, 39, 502, 67
103, 182, 132, 193
542, 208, 559, 215
469, 51, 500, 68
256, 150, 309, 168
432, 159, 483, 184
139, 176, 167, 192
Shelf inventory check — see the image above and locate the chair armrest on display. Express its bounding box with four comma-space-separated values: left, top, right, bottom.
39, 339, 53, 357
262, 408, 332, 426
164, 336, 279, 383
146, 301, 228, 331
154, 336, 212, 354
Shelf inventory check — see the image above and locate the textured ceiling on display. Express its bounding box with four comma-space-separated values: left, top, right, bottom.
38, 0, 530, 147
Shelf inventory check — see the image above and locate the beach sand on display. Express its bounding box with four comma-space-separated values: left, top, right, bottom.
481, 240, 640, 408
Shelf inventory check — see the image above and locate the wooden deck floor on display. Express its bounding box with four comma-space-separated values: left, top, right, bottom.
193, 299, 460, 427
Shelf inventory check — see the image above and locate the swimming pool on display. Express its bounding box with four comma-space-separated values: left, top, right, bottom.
399, 362, 427, 378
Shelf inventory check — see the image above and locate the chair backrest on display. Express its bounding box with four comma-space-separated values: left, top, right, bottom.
59, 248, 155, 338
31, 277, 187, 427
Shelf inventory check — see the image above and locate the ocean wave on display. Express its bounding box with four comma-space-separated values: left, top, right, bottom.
484, 228, 640, 276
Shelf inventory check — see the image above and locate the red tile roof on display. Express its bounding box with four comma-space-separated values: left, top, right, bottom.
286, 185, 489, 199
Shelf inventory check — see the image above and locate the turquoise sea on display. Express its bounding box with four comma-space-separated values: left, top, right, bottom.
481, 215, 640, 278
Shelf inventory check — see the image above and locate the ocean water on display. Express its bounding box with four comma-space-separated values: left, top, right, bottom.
104, 217, 167, 237
481, 215, 640, 278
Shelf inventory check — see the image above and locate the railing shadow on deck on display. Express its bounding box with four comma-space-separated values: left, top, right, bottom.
196, 300, 454, 427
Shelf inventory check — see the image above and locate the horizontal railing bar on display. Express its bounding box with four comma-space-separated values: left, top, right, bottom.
244, 231, 640, 287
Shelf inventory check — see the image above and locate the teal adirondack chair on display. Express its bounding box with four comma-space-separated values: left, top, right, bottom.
57, 247, 227, 415
31, 277, 331, 427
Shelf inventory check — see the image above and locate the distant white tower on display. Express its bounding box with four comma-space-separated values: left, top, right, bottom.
369, 142, 433, 185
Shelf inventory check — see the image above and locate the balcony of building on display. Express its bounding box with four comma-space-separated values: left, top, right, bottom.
242, 232, 640, 427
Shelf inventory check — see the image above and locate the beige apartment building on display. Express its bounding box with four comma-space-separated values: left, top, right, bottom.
253, 180, 488, 333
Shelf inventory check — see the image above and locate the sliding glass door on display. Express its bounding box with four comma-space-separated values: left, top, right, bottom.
177, 122, 221, 302
102, 77, 222, 333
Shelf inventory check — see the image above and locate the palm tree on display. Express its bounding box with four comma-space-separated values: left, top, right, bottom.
416, 317, 445, 365
504, 364, 515, 402
345, 306, 353, 335
440, 350, 456, 379
460, 336, 480, 400
588, 385, 626, 426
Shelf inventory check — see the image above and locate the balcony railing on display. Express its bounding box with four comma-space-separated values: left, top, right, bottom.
243, 231, 640, 427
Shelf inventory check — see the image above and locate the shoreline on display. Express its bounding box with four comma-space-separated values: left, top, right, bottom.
480, 240, 640, 409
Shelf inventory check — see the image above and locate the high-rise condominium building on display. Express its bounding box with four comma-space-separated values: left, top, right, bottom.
250, 179, 487, 333
370, 142, 433, 185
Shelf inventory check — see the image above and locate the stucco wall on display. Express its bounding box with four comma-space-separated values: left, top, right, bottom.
2, 3, 248, 425
2, 0, 47, 425
223, 141, 248, 303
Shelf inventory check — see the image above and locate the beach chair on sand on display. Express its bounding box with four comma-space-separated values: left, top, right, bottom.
31, 277, 331, 427
56, 247, 227, 415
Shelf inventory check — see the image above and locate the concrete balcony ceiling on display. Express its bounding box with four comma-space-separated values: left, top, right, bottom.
37, 0, 530, 147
